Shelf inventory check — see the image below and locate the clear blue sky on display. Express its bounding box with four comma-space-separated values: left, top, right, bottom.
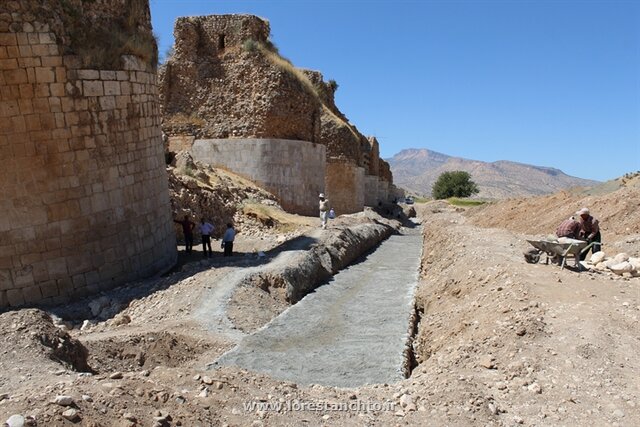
150, 0, 640, 182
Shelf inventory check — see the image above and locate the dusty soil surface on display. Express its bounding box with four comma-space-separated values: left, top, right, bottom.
1, 180, 639, 426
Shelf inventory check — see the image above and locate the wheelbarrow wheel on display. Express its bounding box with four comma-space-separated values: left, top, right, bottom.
524, 249, 542, 264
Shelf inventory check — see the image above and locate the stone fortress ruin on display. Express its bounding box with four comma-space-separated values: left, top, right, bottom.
0, 0, 176, 308
0, 4, 401, 308
160, 14, 403, 216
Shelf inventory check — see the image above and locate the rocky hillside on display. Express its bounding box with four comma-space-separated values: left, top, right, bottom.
388, 148, 598, 199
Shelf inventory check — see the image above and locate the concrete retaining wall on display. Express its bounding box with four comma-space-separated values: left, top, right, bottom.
325, 160, 365, 215
378, 179, 390, 203
191, 138, 326, 216
364, 175, 380, 206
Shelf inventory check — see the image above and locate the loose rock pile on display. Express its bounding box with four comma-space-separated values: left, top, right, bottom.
586, 251, 640, 276
168, 152, 283, 240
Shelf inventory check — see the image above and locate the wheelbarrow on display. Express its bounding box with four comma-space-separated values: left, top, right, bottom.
525, 239, 599, 270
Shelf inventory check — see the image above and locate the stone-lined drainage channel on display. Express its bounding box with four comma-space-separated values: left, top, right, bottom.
210, 224, 423, 388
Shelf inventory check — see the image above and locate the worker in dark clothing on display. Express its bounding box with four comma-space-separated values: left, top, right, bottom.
174, 215, 195, 253
576, 207, 601, 260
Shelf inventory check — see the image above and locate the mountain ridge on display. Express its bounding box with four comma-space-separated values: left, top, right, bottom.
387, 148, 599, 199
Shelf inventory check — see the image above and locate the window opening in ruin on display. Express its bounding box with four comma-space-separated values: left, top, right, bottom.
218, 34, 226, 50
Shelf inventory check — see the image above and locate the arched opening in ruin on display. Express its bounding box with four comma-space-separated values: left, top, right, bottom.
218, 34, 225, 50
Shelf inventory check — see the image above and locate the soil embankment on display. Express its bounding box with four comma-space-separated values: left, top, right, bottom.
408, 201, 639, 426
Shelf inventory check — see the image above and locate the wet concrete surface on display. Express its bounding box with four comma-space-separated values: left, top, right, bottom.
212, 222, 423, 387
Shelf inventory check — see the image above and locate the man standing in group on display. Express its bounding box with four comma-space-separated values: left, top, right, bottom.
576, 207, 601, 259
199, 218, 214, 258
222, 223, 236, 257
319, 193, 329, 229
174, 215, 195, 253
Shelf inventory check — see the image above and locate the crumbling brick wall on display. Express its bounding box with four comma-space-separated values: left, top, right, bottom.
0, 0, 176, 307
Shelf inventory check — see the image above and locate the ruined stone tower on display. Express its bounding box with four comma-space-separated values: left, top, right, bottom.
160, 15, 325, 216
160, 14, 402, 217
0, 0, 177, 307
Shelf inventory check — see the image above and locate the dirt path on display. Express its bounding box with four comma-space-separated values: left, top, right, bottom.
192, 229, 324, 341
213, 222, 423, 387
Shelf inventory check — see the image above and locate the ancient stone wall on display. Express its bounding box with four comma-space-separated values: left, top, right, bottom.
0, 0, 176, 308
167, 135, 195, 153
389, 185, 405, 201
325, 161, 365, 215
379, 160, 393, 184
191, 139, 326, 216
161, 14, 399, 215
378, 180, 390, 203
364, 137, 381, 176
160, 15, 320, 142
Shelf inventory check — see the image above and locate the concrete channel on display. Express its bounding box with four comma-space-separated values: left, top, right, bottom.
211, 222, 423, 388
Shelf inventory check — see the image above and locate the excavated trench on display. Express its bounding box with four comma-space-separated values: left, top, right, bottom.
210, 221, 424, 388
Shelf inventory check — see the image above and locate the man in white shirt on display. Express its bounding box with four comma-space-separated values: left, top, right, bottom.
199, 218, 214, 257
222, 223, 236, 257
319, 193, 329, 229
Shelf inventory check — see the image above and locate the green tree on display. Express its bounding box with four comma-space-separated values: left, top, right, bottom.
432, 171, 480, 199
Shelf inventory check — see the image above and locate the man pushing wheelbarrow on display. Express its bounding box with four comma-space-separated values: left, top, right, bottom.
524, 207, 602, 270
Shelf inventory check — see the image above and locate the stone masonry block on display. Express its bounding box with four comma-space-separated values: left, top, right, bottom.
46, 257, 68, 277
3, 69, 28, 84
56, 277, 74, 295
55, 67, 65, 83
0, 269, 14, 291
100, 70, 116, 80
0, 33, 17, 46
39, 280, 59, 298
30, 44, 50, 57
0, 100, 20, 117
103, 81, 120, 96
99, 95, 115, 110
18, 44, 33, 57
38, 32, 55, 44
33, 82, 50, 96
41, 56, 62, 67
77, 69, 99, 80
34, 67, 55, 83
83, 80, 103, 96
0, 58, 18, 69
7, 288, 25, 306
22, 284, 43, 303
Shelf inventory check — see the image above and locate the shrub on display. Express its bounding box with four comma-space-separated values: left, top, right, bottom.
242, 39, 259, 52
432, 171, 479, 199
62, 0, 158, 69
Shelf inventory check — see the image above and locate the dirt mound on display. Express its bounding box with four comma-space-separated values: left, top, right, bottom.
408, 202, 639, 426
84, 332, 213, 373
169, 153, 291, 241
0, 309, 92, 375
467, 177, 640, 244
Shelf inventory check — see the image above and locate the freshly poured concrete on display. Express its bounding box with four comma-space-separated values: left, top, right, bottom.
212, 223, 423, 387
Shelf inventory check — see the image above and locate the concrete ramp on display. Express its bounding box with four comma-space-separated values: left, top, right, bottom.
211, 224, 423, 387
